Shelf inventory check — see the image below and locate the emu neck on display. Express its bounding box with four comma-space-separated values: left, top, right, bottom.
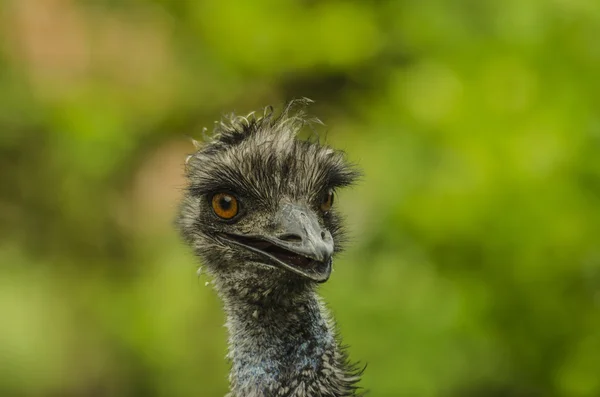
215, 274, 357, 397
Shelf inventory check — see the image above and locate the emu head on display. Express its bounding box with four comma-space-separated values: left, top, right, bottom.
178, 101, 359, 290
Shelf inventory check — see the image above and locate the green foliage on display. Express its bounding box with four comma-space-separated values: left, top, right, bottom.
1, 0, 599, 396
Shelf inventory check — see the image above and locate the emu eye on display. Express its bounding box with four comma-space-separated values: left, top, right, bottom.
211, 193, 239, 220
320, 189, 334, 212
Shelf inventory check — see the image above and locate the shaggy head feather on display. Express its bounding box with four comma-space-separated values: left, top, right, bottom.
178, 99, 359, 291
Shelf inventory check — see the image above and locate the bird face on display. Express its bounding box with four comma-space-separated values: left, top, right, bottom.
199, 188, 336, 283
178, 103, 359, 285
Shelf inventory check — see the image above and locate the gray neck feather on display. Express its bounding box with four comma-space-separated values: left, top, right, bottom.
214, 271, 361, 397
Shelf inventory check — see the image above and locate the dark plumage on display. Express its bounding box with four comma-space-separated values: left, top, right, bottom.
177, 99, 363, 396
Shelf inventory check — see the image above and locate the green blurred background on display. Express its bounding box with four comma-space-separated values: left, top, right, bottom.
1, 0, 600, 396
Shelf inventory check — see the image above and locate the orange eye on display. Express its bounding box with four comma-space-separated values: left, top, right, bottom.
211, 193, 239, 220
320, 190, 334, 212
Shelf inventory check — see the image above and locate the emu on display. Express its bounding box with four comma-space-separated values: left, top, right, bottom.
177, 100, 362, 397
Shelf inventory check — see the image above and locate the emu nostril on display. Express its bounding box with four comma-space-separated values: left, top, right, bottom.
278, 233, 303, 243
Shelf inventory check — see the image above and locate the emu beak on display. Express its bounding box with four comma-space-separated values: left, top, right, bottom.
220, 203, 334, 283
